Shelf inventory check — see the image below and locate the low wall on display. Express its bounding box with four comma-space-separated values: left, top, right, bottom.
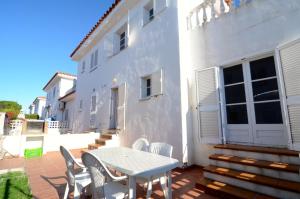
2, 132, 99, 157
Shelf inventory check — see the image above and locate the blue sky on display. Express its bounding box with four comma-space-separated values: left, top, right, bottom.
0, 0, 114, 111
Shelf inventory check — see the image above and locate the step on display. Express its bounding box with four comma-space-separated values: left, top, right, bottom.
204, 165, 300, 194
210, 154, 300, 173
88, 143, 104, 150
80, 148, 89, 154
95, 138, 107, 145
196, 178, 276, 199
101, 134, 113, 139
215, 144, 299, 157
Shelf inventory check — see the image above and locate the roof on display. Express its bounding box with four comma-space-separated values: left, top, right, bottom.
70, 0, 121, 58
43, 72, 76, 91
59, 90, 76, 102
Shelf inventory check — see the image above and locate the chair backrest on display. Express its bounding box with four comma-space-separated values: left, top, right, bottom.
132, 138, 150, 152
60, 146, 77, 186
149, 142, 173, 158
81, 152, 117, 199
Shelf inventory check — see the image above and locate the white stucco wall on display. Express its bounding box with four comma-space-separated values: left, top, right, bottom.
74, 0, 189, 163
180, 0, 300, 165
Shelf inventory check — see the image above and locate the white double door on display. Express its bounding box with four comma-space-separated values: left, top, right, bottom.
222, 55, 287, 147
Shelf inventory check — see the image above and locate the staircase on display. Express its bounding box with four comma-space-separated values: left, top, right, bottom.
86, 129, 120, 151
196, 144, 300, 199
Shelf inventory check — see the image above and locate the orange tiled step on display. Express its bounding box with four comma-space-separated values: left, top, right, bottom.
209, 154, 300, 173
95, 138, 107, 145
204, 165, 300, 193
80, 148, 89, 154
101, 134, 113, 140
88, 143, 104, 150
196, 178, 276, 199
215, 144, 299, 157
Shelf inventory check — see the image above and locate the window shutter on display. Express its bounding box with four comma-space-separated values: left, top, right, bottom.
94, 49, 98, 66
154, 0, 167, 15
151, 69, 163, 96
196, 67, 222, 144
278, 39, 300, 150
113, 33, 120, 54
90, 53, 94, 68
117, 83, 126, 131
104, 34, 114, 57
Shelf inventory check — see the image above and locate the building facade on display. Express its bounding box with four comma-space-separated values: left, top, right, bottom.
29, 96, 46, 119
71, 0, 300, 167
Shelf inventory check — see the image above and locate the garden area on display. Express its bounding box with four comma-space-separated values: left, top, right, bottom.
0, 171, 32, 199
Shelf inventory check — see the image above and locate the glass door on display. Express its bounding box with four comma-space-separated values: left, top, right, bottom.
223, 56, 287, 146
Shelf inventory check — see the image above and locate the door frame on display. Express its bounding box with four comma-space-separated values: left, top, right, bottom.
109, 87, 118, 129
219, 51, 289, 147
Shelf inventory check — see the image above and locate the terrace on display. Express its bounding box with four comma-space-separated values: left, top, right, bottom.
0, 150, 216, 199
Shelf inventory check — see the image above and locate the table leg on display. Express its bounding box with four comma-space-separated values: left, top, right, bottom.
128, 176, 136, 199
167, 171, 172, 199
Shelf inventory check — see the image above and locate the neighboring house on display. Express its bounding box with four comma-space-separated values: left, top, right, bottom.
43, 72, 77, 122
58, 90, 76, 131
28, 104, 35, 115
71, 0, 300, 197
29, 96, 46, 119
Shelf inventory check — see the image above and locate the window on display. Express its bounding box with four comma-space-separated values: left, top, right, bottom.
143, 0, 154, 25
81, 61, 86, 73
91, 95, 97, 113
120, 32, 126, 51
79, 100, 83, 111
53, 87, 56, 98
64, 109, 69, 121
90, 49, 99, 71
114, 23, 128, 54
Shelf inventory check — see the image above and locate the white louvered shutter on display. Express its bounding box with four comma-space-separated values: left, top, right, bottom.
196, 67, 222, 144
94, 49, 98, 66
104, 34, 114, 57
154, 0, 167, 15
117, 83, 126, 131
152, 69, 163, 96
278, 39, 300, 149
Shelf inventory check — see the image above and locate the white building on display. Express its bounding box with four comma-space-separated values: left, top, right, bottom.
71, 1, 300, 197
28, 96, 46, 119
43, 72, 77, 122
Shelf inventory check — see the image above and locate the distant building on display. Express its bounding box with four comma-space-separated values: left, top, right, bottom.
29, 97, 46, 119
43, 72, 76, 122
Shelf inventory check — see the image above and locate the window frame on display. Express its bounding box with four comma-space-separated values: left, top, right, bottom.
140, 75, 152, 100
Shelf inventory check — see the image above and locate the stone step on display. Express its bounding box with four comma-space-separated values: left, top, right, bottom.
215, 144, 299, 157
204, 165, 300, 198
209, 154, 300, 173
196, 178, 276, 199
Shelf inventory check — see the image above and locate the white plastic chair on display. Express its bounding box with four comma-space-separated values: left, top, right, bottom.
82, 152, 128, 199
60, 146, 91, 199
132, 138, 150, 152
138, 142, 173, 199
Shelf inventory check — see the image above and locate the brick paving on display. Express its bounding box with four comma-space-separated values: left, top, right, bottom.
0, 150, 217, 199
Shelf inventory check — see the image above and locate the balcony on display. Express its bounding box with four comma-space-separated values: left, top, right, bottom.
187, 0, 253, 30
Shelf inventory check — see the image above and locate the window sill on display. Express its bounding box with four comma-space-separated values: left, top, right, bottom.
89, 66, 98, 73
109, 46, 129, 59
139, 96, 151, 101
143, 19, 154, 28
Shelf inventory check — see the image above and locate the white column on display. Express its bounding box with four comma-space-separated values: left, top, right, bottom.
0, 112, 5, 135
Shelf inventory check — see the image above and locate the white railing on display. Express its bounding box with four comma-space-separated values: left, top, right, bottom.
47, 121, 69, 129
187, 0, 252, 30
8, 120, 23, 135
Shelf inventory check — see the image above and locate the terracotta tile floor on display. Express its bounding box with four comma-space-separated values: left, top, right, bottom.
0, 150, 217, 199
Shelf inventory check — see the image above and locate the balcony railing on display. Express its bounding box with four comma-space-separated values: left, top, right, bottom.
187, 0, 252, 30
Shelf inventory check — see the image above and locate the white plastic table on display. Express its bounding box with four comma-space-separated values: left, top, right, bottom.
91, 147, 179, 199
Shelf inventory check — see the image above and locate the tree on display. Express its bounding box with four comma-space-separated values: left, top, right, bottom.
0, 101, 22, 120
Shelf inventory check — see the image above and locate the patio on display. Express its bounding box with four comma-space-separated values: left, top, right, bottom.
0, 150, 216, 199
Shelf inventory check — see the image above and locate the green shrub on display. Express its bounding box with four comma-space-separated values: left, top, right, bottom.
25, 114, 39, 120
0, 101, 22, 119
